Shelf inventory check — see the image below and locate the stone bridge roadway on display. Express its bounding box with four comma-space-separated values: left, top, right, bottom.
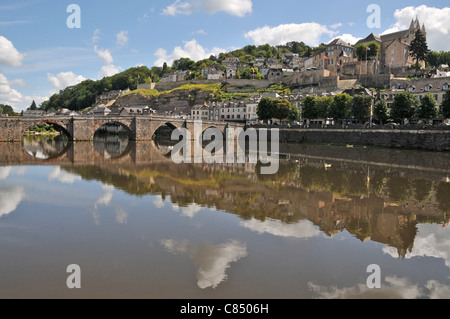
0, 115, 244, 142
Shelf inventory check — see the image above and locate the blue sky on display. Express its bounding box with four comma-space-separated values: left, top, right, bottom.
1, 0, 449, 111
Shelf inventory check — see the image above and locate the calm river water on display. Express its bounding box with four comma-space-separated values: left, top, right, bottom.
0, 135, 449, 299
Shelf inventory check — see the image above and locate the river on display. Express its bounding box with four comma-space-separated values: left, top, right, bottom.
0, 134, 449, 299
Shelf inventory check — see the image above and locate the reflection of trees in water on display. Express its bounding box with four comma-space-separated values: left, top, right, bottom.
436, 182, 450, 213
412, 179, 434, 204
297, 165, 368, 196
386, 176, 414, 204
93, 135, 130, 159
94, 124, 130, 159
22, 135, 69, 160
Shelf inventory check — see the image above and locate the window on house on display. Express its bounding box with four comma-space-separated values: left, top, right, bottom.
444, 84, 449, 90
425, 86, 430, 92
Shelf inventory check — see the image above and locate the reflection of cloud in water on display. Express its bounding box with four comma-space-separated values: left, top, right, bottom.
383, 224, 450, 269
0, 186, 25, 218
0, 167, 27, 181
0, 167, 12, 180
240, 218, 322, 239
161, 239, 248, 289
48, 167, 81, 184
170, 201, 203, 218
116, 208, 128, 224
153, 195, 165, 208
308, 276, 450, 299
94, 184, 114, 209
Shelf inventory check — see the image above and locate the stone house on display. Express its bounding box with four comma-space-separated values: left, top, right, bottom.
222, 57, 241, 79
324, 38, 355, 73
161, 71, 189, 82
201, 65, 225, 80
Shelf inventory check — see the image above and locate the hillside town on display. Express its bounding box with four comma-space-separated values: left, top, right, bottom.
17, 18, 450, 126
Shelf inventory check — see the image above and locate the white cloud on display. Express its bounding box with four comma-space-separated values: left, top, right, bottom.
161, 239, 248, 289
0, 186, 25, 218
240, 218, 322, 239
329, 23, 343, 30
47, 71, 86, 90
0, 73, 23, 105
48, 166, 81, 184
244, 23, 336, 47
382, 5, 450, 51
94, 45, 114, 65
9, 78, 26, 87
0, 36, 25, 66
162, 0, 252, 17
154, 39, 224, 67
0, 73, 41, 112
97, 64, 122, 79
91, 29, 101, 45
331, 34, 362, 46
116, 31, 129, 48
193, 29, 208, 36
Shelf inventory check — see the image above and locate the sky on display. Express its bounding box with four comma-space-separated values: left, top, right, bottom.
1, 0, 450, 112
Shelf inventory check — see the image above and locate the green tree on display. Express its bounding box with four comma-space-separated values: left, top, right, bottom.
241, 66, 264, 80
351, 95, 373, 123
442, 89, 450, 118
391, 92, 419, 122
29, 100, 37, 110
172, 58, 196, 71
302, 96, 318, 120
410, 29, 429, 70
273, 99, 292, 122
374, 99, 389, 125
0, 104, 14, 114
329, 94, 352, 120
257, 97, 275, 122
355, 42, 380, 61
417, 93, 438, 119
316, 96, 332, 118
288, 103, 300, 121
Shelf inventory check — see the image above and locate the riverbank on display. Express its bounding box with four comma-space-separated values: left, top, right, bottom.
275, 128, 450, 152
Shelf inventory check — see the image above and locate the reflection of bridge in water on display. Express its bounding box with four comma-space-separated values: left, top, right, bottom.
2, 140, 450, 177
0, 140, 174, 166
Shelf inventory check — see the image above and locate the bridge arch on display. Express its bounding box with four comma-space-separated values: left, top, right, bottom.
21, 119, 73, 140
93, 120, 134, 139
152, 121, 184, 140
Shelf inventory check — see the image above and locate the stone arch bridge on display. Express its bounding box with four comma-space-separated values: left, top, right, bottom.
0, 116, 244, 142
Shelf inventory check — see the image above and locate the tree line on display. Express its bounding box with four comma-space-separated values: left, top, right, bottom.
257, 89, 450, 124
